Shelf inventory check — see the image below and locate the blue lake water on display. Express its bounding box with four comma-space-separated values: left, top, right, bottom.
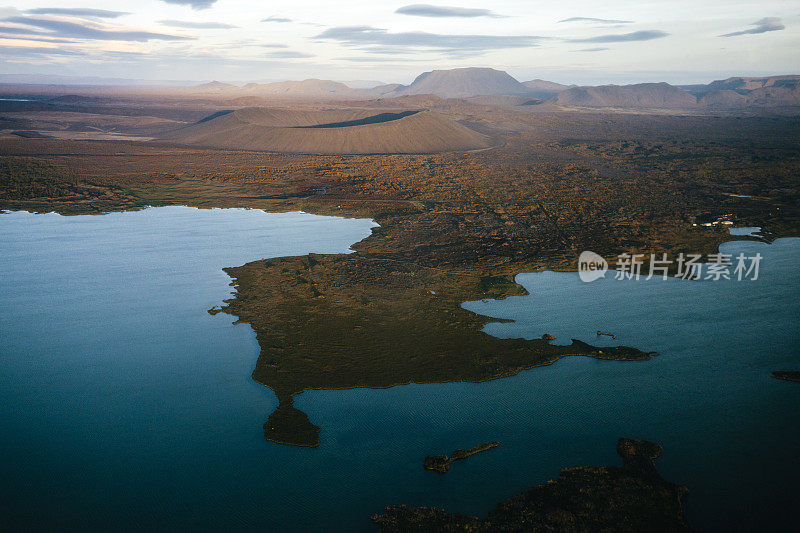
1, 207, 798, 531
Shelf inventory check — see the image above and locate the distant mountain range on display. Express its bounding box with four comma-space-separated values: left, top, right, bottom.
686, 76, 800, 108
3, 69, 798, 109
186, 69, 799, 109
522, 79, 572, 98
555, 82, 698, 108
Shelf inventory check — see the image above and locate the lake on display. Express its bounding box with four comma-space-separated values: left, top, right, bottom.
1, 207, 798, 531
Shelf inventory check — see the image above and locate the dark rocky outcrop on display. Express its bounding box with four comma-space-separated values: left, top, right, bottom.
374, 438, 690, 532
772, 370, 800, 383
423, 442, 499, 473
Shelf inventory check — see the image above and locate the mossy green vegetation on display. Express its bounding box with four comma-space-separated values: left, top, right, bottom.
210, 254, 655, 446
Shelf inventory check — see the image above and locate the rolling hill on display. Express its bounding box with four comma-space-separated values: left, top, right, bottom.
522, 79, 570, 99
705, 75, 800, 93
555, 83, 698, 108
697, 76, 800, 108
192, 80, 238, 92
161, 107, 491, 154
240, 79, 361, 99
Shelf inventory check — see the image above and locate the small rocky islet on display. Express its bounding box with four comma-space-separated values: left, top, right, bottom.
423, 441, 500, 474
374, 438, 690, 532
772, 370, 800, 383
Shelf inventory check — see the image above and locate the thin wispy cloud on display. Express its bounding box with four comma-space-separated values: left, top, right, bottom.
335, 56, 430, 63
721, 17, 784, 37
266, 50, 314, 58
0, 44, 82, 56
4, 16, 192, 41
262, 16, 292, 23
360, 46, 423, 55
0, 1, 793, 85
0, 24, 49, 35
395, 4, 505, 18
569, 30, 669, 43
0, 32, 75, 43
559, 17, 633, 24
159, 20, 237, 29
161, 0, 217, 10
25, 8, 130, 18
315, 26, 541, 56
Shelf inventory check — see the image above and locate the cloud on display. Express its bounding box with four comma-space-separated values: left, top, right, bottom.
261, 43, 289, 48
0, 44, 82, 57
315, 26, 541, 56
161, 0, 216, 9
573, 47, 610, 52
720, 17, 784, 37
262, 16, 292, 23
559, 17, 633, 24
25, 8, 130, 18
0, 24, 47, 35
4, 16, 192, 41
569, 30, 669, 43
158, 20, 236, 29
334, 56, 429, 63
360, 46, 423, 55
265, 50, 313, 58
395, 4, 504, 18
0, 23, 75, 43
0, 29, 75, 43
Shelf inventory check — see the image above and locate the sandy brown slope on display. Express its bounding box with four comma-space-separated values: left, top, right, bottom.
161, 107, 491, 154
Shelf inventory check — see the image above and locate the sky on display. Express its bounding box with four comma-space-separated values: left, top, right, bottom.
0, 1, 798, 85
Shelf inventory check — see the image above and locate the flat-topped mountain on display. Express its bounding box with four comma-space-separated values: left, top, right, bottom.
395, 67, 532, 98
162, 107, 491, 154
556, 82, 698, 108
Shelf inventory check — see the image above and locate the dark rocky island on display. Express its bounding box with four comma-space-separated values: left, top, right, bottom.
772, 370, 800, 383
374, 438, 690, 532
423, 442, 500, 473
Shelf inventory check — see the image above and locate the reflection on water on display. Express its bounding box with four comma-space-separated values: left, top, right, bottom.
461, 235, 800, 531
1, 208, 798, 531
729, 226, 761, 237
